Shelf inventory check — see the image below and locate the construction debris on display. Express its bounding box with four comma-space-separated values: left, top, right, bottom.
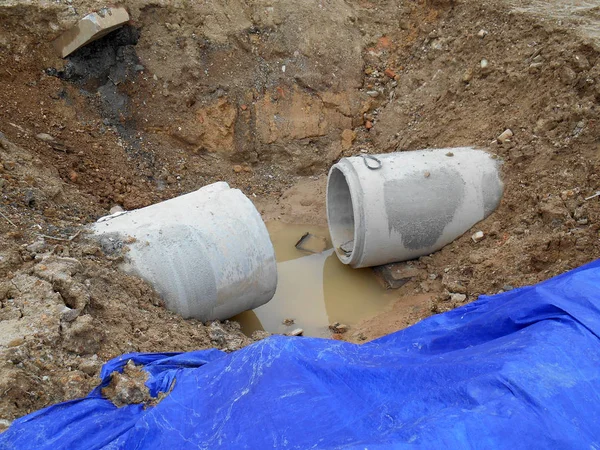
373, 262, 422, 289
295, 233, 328, 254
53, 7, 130, 58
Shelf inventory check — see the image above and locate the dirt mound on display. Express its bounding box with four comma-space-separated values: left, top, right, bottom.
0, 0, 600, 424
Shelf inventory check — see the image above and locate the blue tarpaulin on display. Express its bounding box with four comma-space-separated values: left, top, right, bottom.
3, 260, 600, 449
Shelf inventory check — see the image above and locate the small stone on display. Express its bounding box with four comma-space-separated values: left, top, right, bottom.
365, 120, 373, 130
282, 318, 295, 326
7, 337, 25, 347
471, 231, 484, 243
329, 322, 349, 334
445, 152, 454, 157
445, 281, 467, 294
69, 170, 78, 182
287, 328, 304, 337
502, 285, 514, 291
384, 68, 396, 78
462, 68, 473, 83
480, 58, 489, 69
528, 62, 544, 74
373, 262, 422, 289
477, 29, 488, 38
36, 133, 55, 142
496, 129, 513, 143
469, 252, 485, 264
110, 205, 124, 215
233, 165, 243, 173
450, 293, 467, 303
366, 90, 380, 98
243, 166, 252, 173
424, 171, 431, 178
134, 64, 145, 72
240, 104, 248, 111
429, 273, 437, 280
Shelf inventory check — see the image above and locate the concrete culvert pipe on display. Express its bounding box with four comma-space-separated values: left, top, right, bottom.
327, 147, 504, 268
92, 182, 277, 321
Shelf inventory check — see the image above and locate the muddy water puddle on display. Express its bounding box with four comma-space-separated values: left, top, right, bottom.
233, 222, 398, 338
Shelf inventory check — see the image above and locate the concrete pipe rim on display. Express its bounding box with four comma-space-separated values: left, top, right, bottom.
326, 162, 362, 266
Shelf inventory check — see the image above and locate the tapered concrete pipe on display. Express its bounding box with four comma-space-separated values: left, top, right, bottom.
326, 147, 503, 268
92, 182, 277, 321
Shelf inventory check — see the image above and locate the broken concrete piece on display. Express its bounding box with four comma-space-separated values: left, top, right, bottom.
373, 262, 422, 289
53, 7, 130, 58
497, 129, 513, 143
295, 233, 328, 254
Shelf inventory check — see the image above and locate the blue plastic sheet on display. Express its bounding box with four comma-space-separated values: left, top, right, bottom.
3, 260, 600, 449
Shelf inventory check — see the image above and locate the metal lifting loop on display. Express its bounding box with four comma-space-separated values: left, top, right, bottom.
361, 154, 382, 170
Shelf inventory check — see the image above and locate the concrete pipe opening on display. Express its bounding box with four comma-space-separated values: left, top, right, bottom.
326, 148, 504, 269
327, 166, 357, 264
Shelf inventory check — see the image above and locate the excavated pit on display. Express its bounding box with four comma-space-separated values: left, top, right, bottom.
0, 0, 600, 426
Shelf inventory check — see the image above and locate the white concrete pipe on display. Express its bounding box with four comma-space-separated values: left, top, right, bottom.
92, 182, 277, 321
326, 147, 503, 268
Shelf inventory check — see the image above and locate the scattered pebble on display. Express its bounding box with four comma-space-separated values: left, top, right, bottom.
287, 328, 304, 337
366, 90, 380, 98
110, 205, 125, 215
477, 29, 488, 38
496, 128, 514, 144
462, 68, 473, 83
384, 68, 396, 79
36, 133, 55, 142
450, 293, 467, 303
445, 152, 454, 157
282, 318, 295, 326
329, 322, 349, 334
365, 120, 373, 130
233, 165, 243, 173
471, 231, 485, 243
424, 171, 431, 178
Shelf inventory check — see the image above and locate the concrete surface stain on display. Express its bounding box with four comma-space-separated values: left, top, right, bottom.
481, 169, 504, 217
233, 222, 396, 337
384, 168, 465, 250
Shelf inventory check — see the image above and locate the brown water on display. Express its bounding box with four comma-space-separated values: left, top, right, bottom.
233, 222, 397, 338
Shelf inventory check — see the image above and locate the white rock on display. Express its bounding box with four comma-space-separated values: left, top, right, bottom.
471, 231, 484, 243
480, 58, 489, 69
366, 90, 380, 98
36, 133, 55, 142
109, 205, 125, 215
496, 128, 514, 143
477, 29, 488, 38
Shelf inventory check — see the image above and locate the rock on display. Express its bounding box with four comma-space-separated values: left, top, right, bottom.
496, 129, 513, 143
384, 68, 397, 78
340, 129, 356, 151
445, 152, 454, 157
233, 165, 243, 173
366, 90, 380, 98
295, 233, 328, 254
462, 68, 473, 83
79, 357, 100, 376
477, 29, 488, 38
480, 58, 489, 70
53, 7, 131, 58
35, 133, 55, 142
69, 170, 78, 182
502, 284, 514, 291
373, 262, 422, 289
109, 205, 124, 215
471, 231, 484, 243
329, 322, 349, 334
282, 318, 295, 326
469, 252, 485, 264
528, 62, 544, 74
450, 293, 467, 303
287, 328, 304, 336
444, 281, 467, 294
365, 120, 373, 130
